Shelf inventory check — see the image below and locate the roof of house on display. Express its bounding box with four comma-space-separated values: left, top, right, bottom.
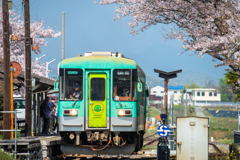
159, 85, 183, 90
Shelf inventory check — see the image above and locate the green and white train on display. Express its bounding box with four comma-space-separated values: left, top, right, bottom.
54, 52, 148, 156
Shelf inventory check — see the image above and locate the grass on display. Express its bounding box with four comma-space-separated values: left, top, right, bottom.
0, 149, 15, 160
147, 105, 194, 124
148, 106, 161, 118
202, 107, 237, 143
221, 139, 234, 144
142, 145, 157, 150
0, 131, 21, 139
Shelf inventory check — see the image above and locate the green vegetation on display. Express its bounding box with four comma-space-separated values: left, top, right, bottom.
148, 105, 195, 124
0, 149, 15, 160
221, 139, 234, 144
0, 131, 21, 139
219, 77, 235, 102
145, 129, 157, 134
224, 72, 239, 101
148, 106, 161, 118
181, 83, 200, 94
142, 146, 157, 150
203, 108, 237, 143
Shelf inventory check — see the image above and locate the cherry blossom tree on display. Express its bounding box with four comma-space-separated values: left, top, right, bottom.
96, 0, 240, 99
0, 8, 61, 96
0, 8, 61, 77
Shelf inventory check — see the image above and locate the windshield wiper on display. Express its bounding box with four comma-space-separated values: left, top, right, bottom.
72, 100, 77, 106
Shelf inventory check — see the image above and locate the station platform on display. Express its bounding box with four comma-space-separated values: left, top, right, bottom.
0, 134, 61, 159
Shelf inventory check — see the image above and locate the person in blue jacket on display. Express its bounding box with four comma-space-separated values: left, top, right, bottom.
42, 97, 53, 136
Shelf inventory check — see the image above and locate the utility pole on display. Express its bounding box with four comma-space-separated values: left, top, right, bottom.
2, 0, 10, 139
185, 85, 187, 116
62, 12, 65, 60
24, 0, 32, 137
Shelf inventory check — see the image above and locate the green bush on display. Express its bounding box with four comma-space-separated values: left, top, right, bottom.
0, 149, 15, 160
211, 127, 229, 131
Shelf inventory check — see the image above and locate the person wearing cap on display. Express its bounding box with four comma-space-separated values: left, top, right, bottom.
69, 82, 82, 100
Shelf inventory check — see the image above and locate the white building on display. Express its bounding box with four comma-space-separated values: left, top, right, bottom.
188, 88, 221, 106
150, 85, 183, 105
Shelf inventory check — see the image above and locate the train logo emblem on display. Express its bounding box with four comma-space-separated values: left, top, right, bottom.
91, 103, 105, 115
157, 125, 170, 137
94, 105, 102, 112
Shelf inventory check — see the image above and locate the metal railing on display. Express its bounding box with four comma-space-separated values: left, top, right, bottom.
0, 110, 21, 159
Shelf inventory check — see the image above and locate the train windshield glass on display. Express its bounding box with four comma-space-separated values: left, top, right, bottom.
59, 69, 83, 101
113, 69, 137, 101
91, 78, 105, 101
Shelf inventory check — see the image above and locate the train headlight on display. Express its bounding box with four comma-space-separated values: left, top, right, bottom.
71, 109, 78, 116
64, 109, 78, 116
118, 110, 124, 116
118, 110, 131, 116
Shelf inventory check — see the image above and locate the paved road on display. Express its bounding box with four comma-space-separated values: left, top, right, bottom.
195, 107, 205, 117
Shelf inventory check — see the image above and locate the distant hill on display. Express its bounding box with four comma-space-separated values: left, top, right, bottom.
147, 70, 219, 88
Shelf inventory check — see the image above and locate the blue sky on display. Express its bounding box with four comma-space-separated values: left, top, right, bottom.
13, 0, 228, 85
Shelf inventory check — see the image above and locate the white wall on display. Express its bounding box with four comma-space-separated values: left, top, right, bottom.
151, 86, 182, 105
189, 88, 221, 106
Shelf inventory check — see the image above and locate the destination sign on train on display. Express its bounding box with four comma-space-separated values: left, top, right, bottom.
68, 71, 78, 74
60, 69, 83, 76
117, 71, 130, 75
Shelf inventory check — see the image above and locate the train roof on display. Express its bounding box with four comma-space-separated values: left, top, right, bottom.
60, 54, 137, 69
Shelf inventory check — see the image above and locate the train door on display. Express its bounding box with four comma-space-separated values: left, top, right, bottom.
85, 70, 110, 129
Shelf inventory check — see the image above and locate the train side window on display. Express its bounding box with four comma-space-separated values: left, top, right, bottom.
59, 69, 83, 101
113, 69, 137, 101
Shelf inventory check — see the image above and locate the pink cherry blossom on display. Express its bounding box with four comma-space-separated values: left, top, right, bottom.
0, 7, 61, 96
0, 7, 61, 77
97, 0, 240, 92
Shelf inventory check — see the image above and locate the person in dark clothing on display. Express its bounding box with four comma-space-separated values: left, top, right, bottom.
42, 97, 53, 136
51, 105, 58, 134
69, 82, 82, 100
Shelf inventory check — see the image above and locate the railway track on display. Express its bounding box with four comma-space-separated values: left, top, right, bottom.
142, 132, 159, 148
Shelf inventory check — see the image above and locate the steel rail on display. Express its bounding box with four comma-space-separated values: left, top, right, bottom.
143, 132, 158, 140
209, 142, 223, 154
143, 137, 159, 147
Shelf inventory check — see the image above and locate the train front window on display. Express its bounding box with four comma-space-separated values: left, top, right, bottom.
113, 69, 137, 101
91, 78, 105, 101
59, 69, 83, 101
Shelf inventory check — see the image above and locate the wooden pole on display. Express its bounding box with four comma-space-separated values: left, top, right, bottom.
24, 0, 32, 137
164, 79, 168, 125
2, 0, 10, 140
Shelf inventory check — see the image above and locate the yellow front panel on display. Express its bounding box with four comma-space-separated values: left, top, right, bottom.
89, 73, 107, 128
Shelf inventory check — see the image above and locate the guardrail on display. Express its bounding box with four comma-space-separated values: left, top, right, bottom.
0, 111, 21, 159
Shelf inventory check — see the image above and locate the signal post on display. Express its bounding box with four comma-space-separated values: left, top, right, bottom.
154, 69, 182, 125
